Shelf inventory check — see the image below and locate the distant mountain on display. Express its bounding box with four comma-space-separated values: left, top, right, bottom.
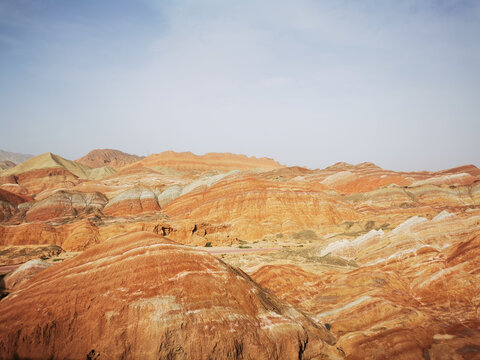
0, 152, 116, 196
121, 150, 284, 172
0, 160, 16, 172
2, 152, 115, 180
76, 149, 144, 169
0, 149, 33, 164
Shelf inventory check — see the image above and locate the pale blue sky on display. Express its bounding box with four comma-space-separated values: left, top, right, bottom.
1, 0, 479, 171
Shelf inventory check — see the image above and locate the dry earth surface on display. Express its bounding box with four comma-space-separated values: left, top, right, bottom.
0, 149, 479, 359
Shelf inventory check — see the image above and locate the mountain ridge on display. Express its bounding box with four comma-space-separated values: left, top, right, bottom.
0, 149, 33, 164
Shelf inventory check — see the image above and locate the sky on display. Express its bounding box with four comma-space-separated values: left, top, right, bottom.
0, 0, 479, 171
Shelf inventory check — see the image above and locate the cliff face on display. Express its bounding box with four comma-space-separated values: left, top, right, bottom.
0, 232, 342, 360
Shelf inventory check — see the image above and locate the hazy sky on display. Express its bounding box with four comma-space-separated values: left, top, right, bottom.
1, 0, 479, 171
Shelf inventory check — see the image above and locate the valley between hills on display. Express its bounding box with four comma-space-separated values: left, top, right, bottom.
0, 149, 479, 359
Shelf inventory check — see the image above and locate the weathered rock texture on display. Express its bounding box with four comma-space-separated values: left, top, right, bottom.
25, 190, 108, 222
0, 232, 343, 360
0, 189, 31, 222
1, 153, 479, 248
2, 259, 51, 290
0, 245, 63, 266
76, 149, 144, 169
103, 187, 161, 216
0, 153, 115, 196
1, 149, 480, 359
251, 211, 480, 360
121, 150, 284, 172
164, 174, 358, 240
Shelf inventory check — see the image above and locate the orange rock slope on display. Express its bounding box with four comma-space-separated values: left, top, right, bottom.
251, 211, 480, 360
0, 232, 343, 360
0, 151, 479, 247
163, 173, 358, 239
0, 149, 480, 359
121, 150, 284, 172
76, 149, 144, 169
0, 152, 115, 196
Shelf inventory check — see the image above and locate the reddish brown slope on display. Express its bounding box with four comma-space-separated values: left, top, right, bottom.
163, 173, 357, 240
76, 149, 144, 169
121, 150, 284, 172
0, 232, 343, 360
0, 189, 32, 222
251, 213, 480, 360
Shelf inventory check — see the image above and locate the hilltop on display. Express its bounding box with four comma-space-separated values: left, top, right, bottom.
2, 152, 115, 180
76, 149, 144, 169
0, 149, 33, 164
121, 150, 284, 172
0, 149, 479, 359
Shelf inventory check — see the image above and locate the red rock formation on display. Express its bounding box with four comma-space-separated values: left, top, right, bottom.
0, 218, 102, 251
121, 150, 284, 173
0, 189, 32, 222
2, 259, 51, 290
0, 167, 81, 196
0, 153, 115, 196
1, 150, 480, 358
251, 212, 480, 359
73, 166, 186, 199
0, 232, 343, 359
164, 174, 358, 240
437, 164, 480, 177
0, 245, 62, 266
76, 149, 144, 169
25, 190, 107, 222
103, 187, 161, 216
0, 201, 16, 223
0, 188, 31, 205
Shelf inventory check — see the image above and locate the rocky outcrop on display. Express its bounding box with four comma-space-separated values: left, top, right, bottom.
103, 187, 161, 216
0, 245, 62, 266
0, 153, 115, 196
164, 174, 358, 240
0, 167, 82, 196
251, 211, 480, 360
0, 218, 103, 251
76, 149, 144, 169
24, 190, 107, 222
1, 149, 479, 358
0, 188, 30, 205
2, 259, 51, 290
0, 189, 31, 222
0, 232, 343, 359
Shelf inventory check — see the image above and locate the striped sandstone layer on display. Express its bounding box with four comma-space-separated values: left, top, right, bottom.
76, 149, 144, 169
0, 232, 343, 360
251, 211, 480, 360
120, 150, 284, 173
